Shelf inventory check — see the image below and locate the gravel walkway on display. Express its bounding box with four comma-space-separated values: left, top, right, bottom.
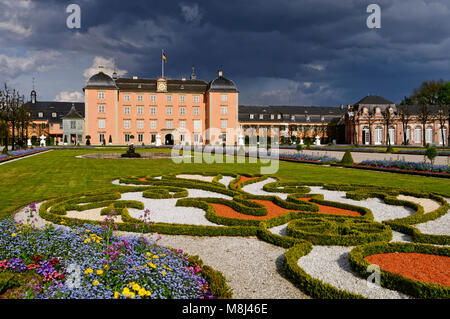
176, 174, 215, 182
415, 198, 450, 236
241, 178, 288, 199
297, 245, 411, 299
308, 187, 414, 222
218, 175, 235, 188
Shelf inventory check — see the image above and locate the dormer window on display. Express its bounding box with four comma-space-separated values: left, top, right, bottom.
250, 114, 254, 119
291, 115, 295, 121
52, 112, 57, 118
259, 114, 264, 120
38, 112, 43, 118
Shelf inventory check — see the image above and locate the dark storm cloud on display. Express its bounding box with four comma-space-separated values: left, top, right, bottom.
1, 0, 450, 105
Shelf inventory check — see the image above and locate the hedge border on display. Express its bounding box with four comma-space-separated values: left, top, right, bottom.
349, 242, 450, 299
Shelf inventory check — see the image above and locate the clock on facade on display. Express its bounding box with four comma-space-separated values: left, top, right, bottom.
157, 78, 167, 92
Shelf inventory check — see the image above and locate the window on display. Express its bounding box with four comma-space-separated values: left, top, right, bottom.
166, 120, 173, 129
277, 114, 281, 120
52, 112, 57, 118
388, 127, 395, 145
414, 127, 422, 143
124, 106, 130, 115
137, 120, 144, 130
180, 95, 185, 103
439, 127, 447, 145
151, 134, 156, 144
166, 106, 172, 115
124, 95, 130, 102
98, 119, 105, 129
425, 126, 433, 144
221, 106, 228, 115
150, 107, 157, 115
221, 94, 228, 102
98, 105, 105, 113
137, 95, 143, 102
271, 114, 275, 120
291, 115, 295, 121
179, 120, 186, 129
124, 120, 131, 129
71, 121, 76, 130
193, 95, 199, 103
150, 95, 156, 102
249, 114, 254, 119
194, 133, 200, 143
50, 123, 54, 130
38, 112, 43, 118
137, 106, 144, 115
259, 114, 264, 120
98, 92, 105, 100
150, 120, 157, 130
99, 134, 105, 143
166, 95, 172, 103
180, 107, 186, 115
375, 126, 383, 145
180, 134, 185, 142
193, 107, 199, 116
138, 133, 143, 143
221, 119, 228, 129
193, 120, 201, 131
124, 134, 130, 143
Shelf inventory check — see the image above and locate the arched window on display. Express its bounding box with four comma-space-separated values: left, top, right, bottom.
406, 126, 411, 144
388, 126, 395, 145
425, 126, 433, 144
374, 126, 383, 145
362, 126, 370, 145
439, 126, 448, 145
414, 126, 422, 143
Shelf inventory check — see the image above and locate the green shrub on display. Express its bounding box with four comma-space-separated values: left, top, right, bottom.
340, 150, 354, 165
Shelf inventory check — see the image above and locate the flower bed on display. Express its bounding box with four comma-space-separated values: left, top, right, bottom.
0, 147, 49, 163
358, 160, 450, 174
0, 216, 230, 299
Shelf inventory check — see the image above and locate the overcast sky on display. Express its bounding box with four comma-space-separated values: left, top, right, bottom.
1, 0, 449, 106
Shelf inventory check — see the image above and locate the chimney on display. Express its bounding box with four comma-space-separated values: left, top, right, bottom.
218, 70, 223, 77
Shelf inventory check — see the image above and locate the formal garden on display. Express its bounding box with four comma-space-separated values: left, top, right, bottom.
0, 148, 449, 299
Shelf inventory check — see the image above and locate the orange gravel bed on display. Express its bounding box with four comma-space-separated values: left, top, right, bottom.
139, 177, 147, 181
210, 198, 361, 220
365, 253, 450, 287
298, 198, 361, 217
233, 176, 258, 188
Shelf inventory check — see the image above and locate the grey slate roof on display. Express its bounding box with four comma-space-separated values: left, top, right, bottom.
115, 78, 208, 93
62, 104, 84, 119
355, 95, 394, 105
207, 75, 238, 92
239, 105, 346, 123
25, 101, 85, 123
84, 72, 118, 89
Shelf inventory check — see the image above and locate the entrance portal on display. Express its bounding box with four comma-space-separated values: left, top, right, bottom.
165, 134, 174, 145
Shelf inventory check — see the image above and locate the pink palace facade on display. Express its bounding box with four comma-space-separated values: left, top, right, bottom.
83, 68, 239, 146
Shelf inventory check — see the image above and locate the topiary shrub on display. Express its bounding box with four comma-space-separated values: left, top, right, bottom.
340, 150, 354, 164
386, 145, 395, 153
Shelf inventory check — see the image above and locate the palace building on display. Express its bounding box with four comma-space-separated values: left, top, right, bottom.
83, 68, 239, 146
22, 69, 448, 147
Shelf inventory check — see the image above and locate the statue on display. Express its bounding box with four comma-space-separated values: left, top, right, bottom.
155, 134, 162, 146
40, 135, 46, 147
121, 143, 141, 158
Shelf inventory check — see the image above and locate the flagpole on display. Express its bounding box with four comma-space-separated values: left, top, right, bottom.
162, 49, 164, 78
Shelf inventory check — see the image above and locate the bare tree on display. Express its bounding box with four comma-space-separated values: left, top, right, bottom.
397, 100, 412, 145
0, 83, 25, 150
382, 107, 394, 146
417, 104, 432, 146
437, 104, 448, 147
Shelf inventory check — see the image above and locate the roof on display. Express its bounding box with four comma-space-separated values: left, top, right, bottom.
62, 104, 84, 119
84, 72, 117, 89
207, 74, 238, 92
115, 78, 208, 93
238, 105, 346, 123
355, 95, 394, 105
25, 101, 85, 123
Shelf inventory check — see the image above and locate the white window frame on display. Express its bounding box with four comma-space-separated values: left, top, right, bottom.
137, 106, 144, 115
166, 106, 172, 115
124, 106, 130, 115
166, 95, 172, 103
98, 119, 106, 129
179, 107, 186, 115
150, 120, 157, 130
150, 107, 157, 115
166, 120, 173, 129
137, 120, 144, 130
124, 94, 130, 102
150, 95, 156, 102
221, 94, 227, 102
179, 120, 186, 129
221, 119, 228, 129
98, 92, 105, 100
124, 119, 131, 130
137, 95, 143, 102
98, 104, 105, 113
193, 95, 199, 103
221, 106, 228, 115
193, 107, 199, 116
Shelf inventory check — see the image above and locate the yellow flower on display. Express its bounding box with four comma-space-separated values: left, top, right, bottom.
114, 292, 119, 299
152, 255, 159, 259
96, 270, 104, 275
147, 262, 156, 269
96, 240, 100, 244
84, 238, 91, 243
85, 229, 90, 232
11, 233, 16, 237
104, 265, 109, 270
85, 268, 93, 274
161, 271, 166, 276
132, 283, 140, 291
92, 280, 99, 286
138, 289, 147, 297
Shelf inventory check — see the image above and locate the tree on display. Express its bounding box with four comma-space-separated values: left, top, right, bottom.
397, 98, 412, 145
411, 79, 445, 105
417, 104, 432, 147
0, 83, 25, 151
382, 107, 394, 146
425, 144, 437, 167
437, 105, 448, 147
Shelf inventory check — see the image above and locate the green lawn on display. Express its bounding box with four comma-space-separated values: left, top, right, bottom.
0, 148, 448, 219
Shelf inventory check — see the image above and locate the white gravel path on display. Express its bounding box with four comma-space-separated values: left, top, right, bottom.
120, 189, 231, 226
297, 245, 411, 299
308, 187, 414, 222
397, 195, 441, 213
218, 175, 235, 188
241, 178, 288, 199
415, 198, 450, 236
176, 174, 215, 182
